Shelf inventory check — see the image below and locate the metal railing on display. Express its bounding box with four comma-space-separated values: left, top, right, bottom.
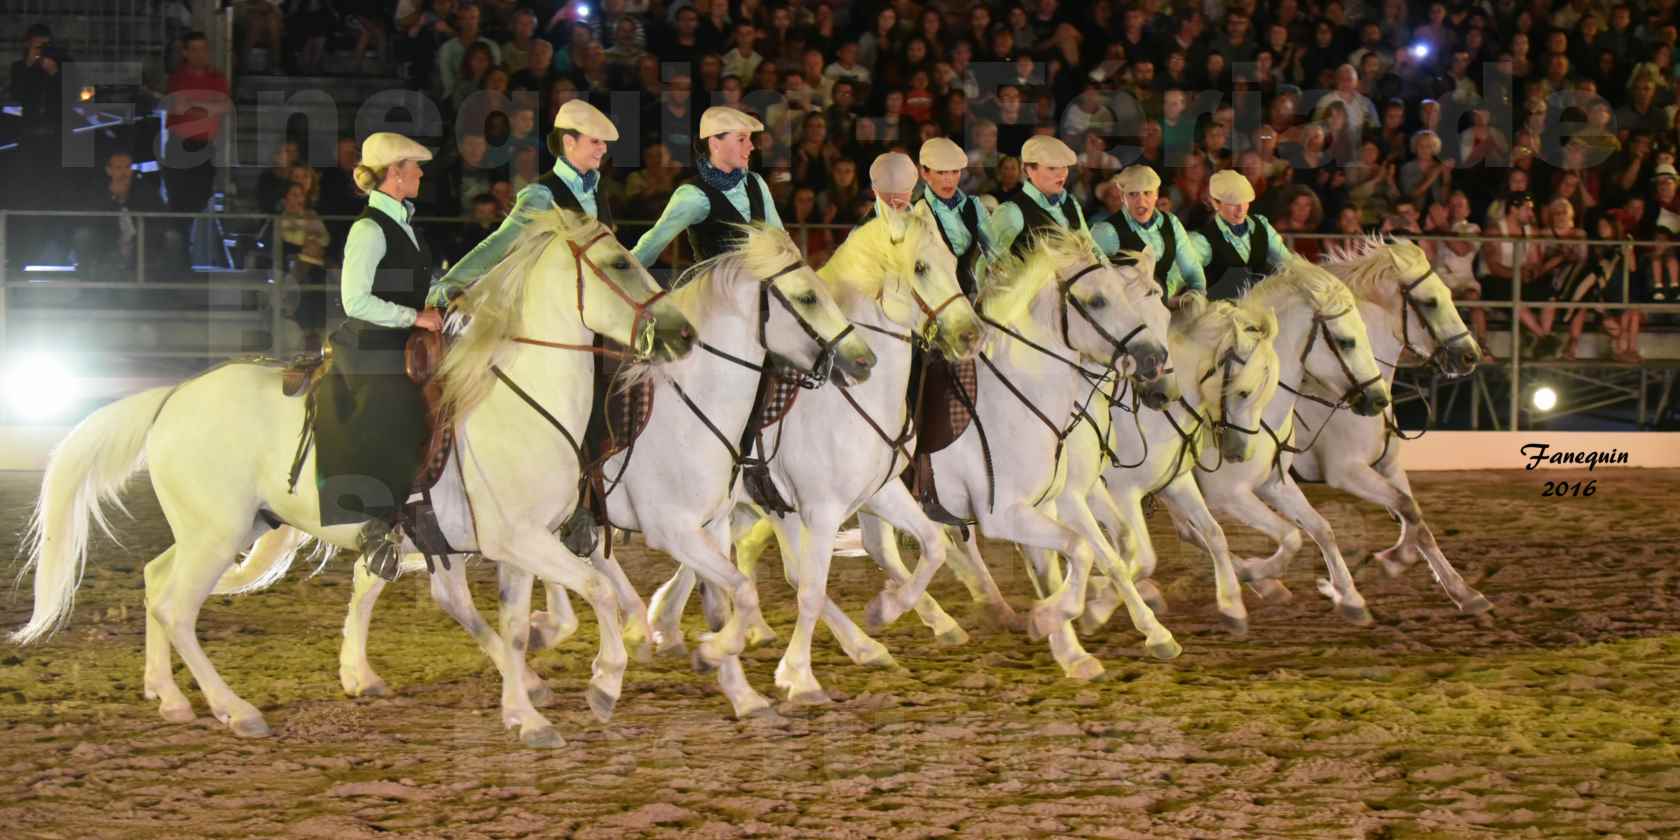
3, 211, 1678, 430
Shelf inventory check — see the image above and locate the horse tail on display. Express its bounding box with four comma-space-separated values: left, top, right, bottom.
212, 525, 315, 596
11, 386, 176, 645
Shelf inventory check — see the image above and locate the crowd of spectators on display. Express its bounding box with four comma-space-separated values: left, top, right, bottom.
8, 0, 1680, 358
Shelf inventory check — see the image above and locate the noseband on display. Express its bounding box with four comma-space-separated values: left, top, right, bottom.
1059, 261, 1149, 371
1296, 305, 1385, 408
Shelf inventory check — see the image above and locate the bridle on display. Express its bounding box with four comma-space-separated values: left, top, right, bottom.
1394, 267, 1474, 375
755, 260, 856, 388
1279, 304, 1384, 413
508, 227, 671, 360
1058, 261, 1150, 372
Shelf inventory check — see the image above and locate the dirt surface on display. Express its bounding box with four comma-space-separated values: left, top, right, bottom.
1, 468, 1678, 838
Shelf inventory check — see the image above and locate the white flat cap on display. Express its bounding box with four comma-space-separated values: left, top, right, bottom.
554, 99, 619, 141
1115, 164, 1161, 193
699, 106, 764, 138
1021, 135, 1077, 166
870, 152, 918, 194
1209, 169, 1256, 204
919, 137, 968, 170
360, 132, 433, 170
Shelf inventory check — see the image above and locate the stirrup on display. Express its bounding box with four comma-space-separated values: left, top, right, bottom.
919, 495, 969, 528
358, 519, 405, 582
558, 504, 600, 557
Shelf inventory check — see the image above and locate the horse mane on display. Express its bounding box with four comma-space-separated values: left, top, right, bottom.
437, 208, 604, 419
1172, 296, 1281, 408
979, 226, 1100, 325
819, 210, 937, 303
1318, 234, 1429, 303
1239, 254, 1357, 319
1109, 247, 1160, 296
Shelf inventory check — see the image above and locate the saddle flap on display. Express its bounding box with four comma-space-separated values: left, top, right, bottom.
405, 328, 443, 386
281, 350, 329, 398
914, 356, 979, 456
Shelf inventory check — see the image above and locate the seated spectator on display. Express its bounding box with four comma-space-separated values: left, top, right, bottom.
449, 43, 497, 111
71, 151, 168, 280
1528, 197, 1589, 355
818, 158, 869, 226
1568, 213, 1644, 362
510, 38, 556, 91
1478, 192, 1548, 349
510, 144, 541, 192
257, 140, 301, 213
785, 185, 834, 267
501, 8, 539, 73
277, 181, 330, 344
236, 1, 284, 69
435, 4, 499, 99
449, 193, 503, 267
1400, 130, 1453, 208
339, 0, 390, 72
1272, 184, 1325, 261
722, 23, 763, 84
623, 143, 680, 222
448, 133, 498, 214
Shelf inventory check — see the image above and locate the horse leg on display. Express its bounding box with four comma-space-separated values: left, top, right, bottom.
954, 526, 1022, 632
1062, 496, 1178, 659
1205, 483, 1303, 602
528, 580, 580, 651
646, 567, 696, 656
641, 524, 771, 717
859, 483, 951, 629
1159, 473, 1248, 635
1340, 458, 1492, 615
590, 542, 653, 662
426, 560, 553, 707
973, 499, 1095, 642
857, 510, 966, 645
148, 531, 271, 737
1253, 475, 1372, 626
339, 557, 392, 697
1018, 545, 1104, 678
769, 508, 843, 705
489, 526, 627, 747
732, 516, 779, 645
1082, 483, 1147, 626
142, 547, 195, 723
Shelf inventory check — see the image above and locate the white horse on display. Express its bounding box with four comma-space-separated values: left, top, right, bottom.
1078, 290, 1284, 637
1283, 238, 1491, 614
880, 229, 1178, 678
10, 211, 695, 747
642, 201, 986, 703
319, 224, 878, 720
1192, 257, 1393, 625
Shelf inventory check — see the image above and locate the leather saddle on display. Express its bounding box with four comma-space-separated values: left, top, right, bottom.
902, 353, 982, 528
558, 338, 657, 557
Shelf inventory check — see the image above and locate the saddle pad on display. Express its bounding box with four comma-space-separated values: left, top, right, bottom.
915, 356, 979, 456
757, 370, 803, 429
584, 340, 657, 469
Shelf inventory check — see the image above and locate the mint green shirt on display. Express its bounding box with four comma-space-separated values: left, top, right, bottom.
342, 190, 421, 328
1090, 210, 1207, 296
1185, 213, 1289, 274
921, 190, 991, 257
631, 171, 783, 267
430, 159, 602, 305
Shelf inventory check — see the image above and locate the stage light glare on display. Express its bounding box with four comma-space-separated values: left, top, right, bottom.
2, 354, 79, 422
1532, 386, 1558, 412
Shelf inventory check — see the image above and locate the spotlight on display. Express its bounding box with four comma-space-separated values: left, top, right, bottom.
1532, 386, 1558, 412
1410, 43, 1430, 59
2, 354, 79, 422
576, 3, 591, 18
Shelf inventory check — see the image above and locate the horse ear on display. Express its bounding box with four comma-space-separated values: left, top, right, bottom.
876, 199, 910, 241
1171, 291, 1206, 329
1258, 307, 1280, 341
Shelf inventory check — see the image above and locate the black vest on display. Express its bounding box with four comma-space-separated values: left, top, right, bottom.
538, 167, 614, 228
1110, 212, 1178, 293
1007, 191, 1087, 260
351, 201, 434, 349
687, 174, 767, 261
922, 194, 984, 298
1199, 216, 1270, 300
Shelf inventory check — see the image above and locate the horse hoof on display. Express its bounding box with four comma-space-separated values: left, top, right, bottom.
1337, 602, 1375, 627
1065, 655, 1105, 681
1219, 611, 1250, 638
352, 680, 390, 699
787, 688, 831, 706
586, 684, 619, 724
632, 640, 656, 664
520, 726, 565, 749
1145, 637, 1183, 661
1249, 578, 1294, 604
159, 703, 196, 724
1134, 578, 1168, 614
229, 716, 272, 739
731, 691, 774, 720
744, 623, 779, 648
864, 593, 893, 631
855, 646, 899, 670
1026, 604, 1066, 642
1460, 592, 1494, 615
653, 632, 688, 658
934, 625, 970, 647
527, 681, 555, 707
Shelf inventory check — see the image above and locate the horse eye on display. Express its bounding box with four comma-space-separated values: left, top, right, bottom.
614, 258, 631, 271
1337, 336, 1356, 350
1238, 390, 1251, 399
798, 292, 820, 306
915, 261, 928, 274
1087, 295, 1107, 309
1421, 298, 1438, 310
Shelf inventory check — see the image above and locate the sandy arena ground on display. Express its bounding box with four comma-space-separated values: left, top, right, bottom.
1, 468, 1678, 838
